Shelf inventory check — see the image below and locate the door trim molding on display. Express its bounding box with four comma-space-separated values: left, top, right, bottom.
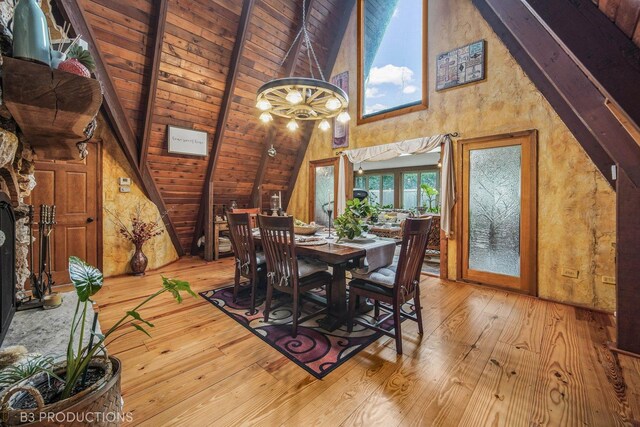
455, 130, 538, 295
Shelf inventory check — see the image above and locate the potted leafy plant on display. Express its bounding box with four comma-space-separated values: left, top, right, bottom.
0, 256, 195, 425
334, 198, 374, 241
420, 183, 441, 214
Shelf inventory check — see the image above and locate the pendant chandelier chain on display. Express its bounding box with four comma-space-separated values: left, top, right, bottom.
279, 0, 326, 81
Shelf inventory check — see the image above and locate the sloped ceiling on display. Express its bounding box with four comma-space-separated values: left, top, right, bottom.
71, 0, 351, 253
593, 0, 640, 46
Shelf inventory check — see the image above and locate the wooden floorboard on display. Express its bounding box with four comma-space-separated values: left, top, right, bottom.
94, 257, 640, 426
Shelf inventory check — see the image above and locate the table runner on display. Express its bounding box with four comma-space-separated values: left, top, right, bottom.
332, 236, 396, 274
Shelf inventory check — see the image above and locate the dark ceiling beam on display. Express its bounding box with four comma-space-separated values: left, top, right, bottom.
250, 0, 319, 208
615, 168, 640, 356
190, 0, 256, 259
474, 0, 640, 188
55, 0, 184, 256
139, 0, 169, 169
523, 0, 640, 130
473, 0, 615, 188
283, 0, 356, 210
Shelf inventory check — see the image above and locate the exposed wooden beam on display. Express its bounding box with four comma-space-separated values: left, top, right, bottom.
283, 0, 356, 210
473, 0, 615, 188
615, 168, 640, 355
55, 0, 184, 256
249, 0, 318, 209
139, 0, 169, 169
190, 0, 256, 259
474, 0, 640, 188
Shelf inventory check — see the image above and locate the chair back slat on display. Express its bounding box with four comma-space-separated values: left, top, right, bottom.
258, 215, 299, 289
228, 213, 258, 279
230, 208, 260, 228
395, 217, 433, 302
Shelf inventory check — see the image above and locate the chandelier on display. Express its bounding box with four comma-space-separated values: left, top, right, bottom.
256, 0, 350, 132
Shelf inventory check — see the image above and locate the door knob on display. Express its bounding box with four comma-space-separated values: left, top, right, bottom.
87, 217, 95, 223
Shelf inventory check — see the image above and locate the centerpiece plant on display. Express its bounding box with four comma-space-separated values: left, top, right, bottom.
334, 198, 375, 241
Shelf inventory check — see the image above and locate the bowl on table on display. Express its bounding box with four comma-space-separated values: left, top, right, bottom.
294, 225, 322, 235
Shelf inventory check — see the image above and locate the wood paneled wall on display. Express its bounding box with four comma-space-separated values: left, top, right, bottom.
76, 0, 350, 252
593, 0, 640, 45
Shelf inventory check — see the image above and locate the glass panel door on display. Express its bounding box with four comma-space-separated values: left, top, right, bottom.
468, 146, 521, 277
310, 158, 339, 227
460, 132, 537, 294
313, 165, 335, 226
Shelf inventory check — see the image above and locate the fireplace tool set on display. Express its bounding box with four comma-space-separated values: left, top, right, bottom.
18, 204, 58, 311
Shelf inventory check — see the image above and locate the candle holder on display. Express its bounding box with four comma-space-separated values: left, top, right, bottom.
270, 193, 280, 216
323, 201, 334, 238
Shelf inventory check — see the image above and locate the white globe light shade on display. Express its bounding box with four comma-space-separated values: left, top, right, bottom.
286, 119, 299, 131
318, 119, 331, 131
256, 99, 272, 111
285, 90, 303, 105
337, 111, 351, 123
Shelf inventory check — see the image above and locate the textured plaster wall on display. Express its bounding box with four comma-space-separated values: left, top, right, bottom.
289, 0, 617, 311
99, 115, 179, 277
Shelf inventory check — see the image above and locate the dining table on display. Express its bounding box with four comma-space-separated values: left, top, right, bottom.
254, 231, 397, 331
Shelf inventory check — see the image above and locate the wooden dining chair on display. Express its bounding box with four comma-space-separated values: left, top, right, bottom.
227, 212, 266, 314
347, 217, 433, 354
230, 208, 260, 228
258, 215, 332, 338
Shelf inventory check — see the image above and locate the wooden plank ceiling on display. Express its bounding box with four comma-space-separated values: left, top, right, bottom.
592, 0, 640, 46
78, 0, 349, 252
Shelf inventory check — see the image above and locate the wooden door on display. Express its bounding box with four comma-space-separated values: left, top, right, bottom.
457, 131, 537, 295
309, 158, 339, 226
26, 147, 100, 286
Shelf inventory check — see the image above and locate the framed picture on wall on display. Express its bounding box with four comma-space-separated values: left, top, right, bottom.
167, 126, 208, 156
436, 40, 486, 91
332, 71, 349, 149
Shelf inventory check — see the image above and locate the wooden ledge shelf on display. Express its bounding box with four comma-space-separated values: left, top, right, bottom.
2, 57, 103, 160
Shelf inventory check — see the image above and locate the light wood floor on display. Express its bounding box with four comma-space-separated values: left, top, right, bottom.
97, 257, 640, 426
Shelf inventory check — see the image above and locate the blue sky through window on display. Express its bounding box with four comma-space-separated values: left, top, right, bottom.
364, 0, 423, 116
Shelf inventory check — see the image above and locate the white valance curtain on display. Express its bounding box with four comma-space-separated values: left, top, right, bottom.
337, 134, 456, 236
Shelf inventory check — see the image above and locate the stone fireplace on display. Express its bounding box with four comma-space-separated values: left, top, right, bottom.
0, 191, 15, 343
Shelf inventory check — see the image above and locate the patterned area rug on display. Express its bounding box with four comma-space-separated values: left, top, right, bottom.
200, 285, 413, 379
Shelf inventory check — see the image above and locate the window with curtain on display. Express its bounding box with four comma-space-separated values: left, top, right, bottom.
358, 0, 427, 122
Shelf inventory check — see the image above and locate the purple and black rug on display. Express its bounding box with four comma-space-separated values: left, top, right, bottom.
199, 285, 414, 379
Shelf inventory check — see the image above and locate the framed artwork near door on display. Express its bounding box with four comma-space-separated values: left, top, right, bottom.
456, 130, 537, 295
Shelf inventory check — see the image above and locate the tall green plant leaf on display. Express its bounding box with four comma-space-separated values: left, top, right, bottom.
68, 256, 103, 302
162, 277, 197, 303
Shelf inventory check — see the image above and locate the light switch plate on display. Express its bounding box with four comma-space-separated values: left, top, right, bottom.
118, 177, 131, 186
602, 276, 616, 285
561, 268, 579, 279
119, 186, 131, 193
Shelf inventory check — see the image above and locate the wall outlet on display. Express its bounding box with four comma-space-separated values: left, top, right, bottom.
602, 276, 616, 285
119, 186, 131, 193
561, 268, 579, 279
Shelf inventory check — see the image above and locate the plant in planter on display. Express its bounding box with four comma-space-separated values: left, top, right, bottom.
420, 183, 440, 214
106, 203, 168, 276
0, 256, 195, 425
334, 198, 374, 241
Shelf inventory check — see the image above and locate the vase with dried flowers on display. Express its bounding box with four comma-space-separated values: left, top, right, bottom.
105, 204, 168, 276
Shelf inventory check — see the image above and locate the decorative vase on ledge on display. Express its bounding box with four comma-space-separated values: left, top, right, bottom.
130, 244, 148, 276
